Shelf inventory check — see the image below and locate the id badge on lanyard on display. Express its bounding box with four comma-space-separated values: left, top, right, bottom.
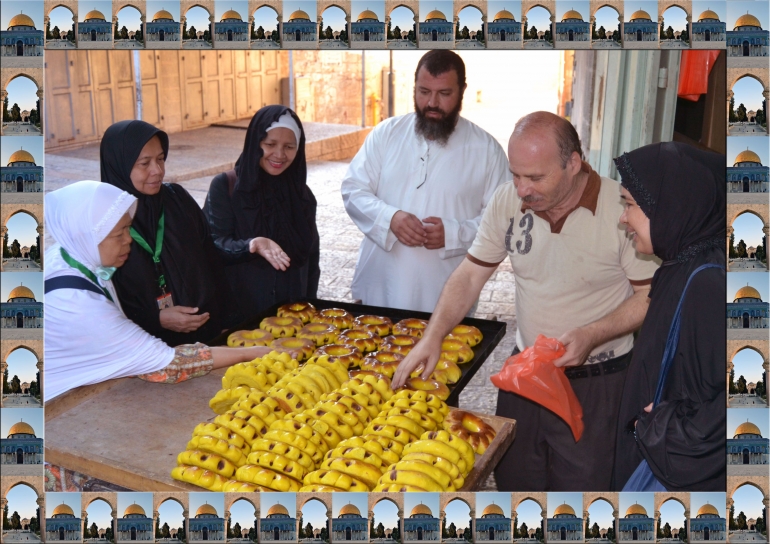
157, 291, 174, 310
130, 209, 175, 310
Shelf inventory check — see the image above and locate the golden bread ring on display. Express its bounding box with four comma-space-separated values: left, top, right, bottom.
227, 328, 274, 347
393, 318, 429, 338
297, 322, 339, 346
313, 344, 364, 369
336, 328, 382, 352
450, 324, 483, 347
361, 351, 404, 378
352, 315, 393, 337
443, 409, 496, 455
316, 308, 355, 329
260, 316, 303, 337
441, 335, 475, 363
381, 334, 419, 356
277, 301, 317, 323
269, 337, 315, 361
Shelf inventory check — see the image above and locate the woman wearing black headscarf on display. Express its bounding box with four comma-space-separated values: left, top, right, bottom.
612, 141, 726, 491
204, 105, 320, 314
100, 120, 236, 346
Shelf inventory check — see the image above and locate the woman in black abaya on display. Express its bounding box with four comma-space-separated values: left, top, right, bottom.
100, 120, 236, 346
613, 141, 726, 491
204, 105, 320, 314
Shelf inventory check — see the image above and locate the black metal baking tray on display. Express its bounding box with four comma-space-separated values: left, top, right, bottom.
209, 298, 507, 407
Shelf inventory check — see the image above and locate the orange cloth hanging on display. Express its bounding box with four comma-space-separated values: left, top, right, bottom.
491, 335, 585, 441
677, 49, 720, 102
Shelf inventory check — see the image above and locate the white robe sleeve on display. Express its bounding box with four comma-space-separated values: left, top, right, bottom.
341, 123, 400, 252
439, 136, 512, 259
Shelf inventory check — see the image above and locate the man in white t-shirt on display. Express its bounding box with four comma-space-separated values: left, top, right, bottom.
392, 111, 660, 491
341, 51, 510, 313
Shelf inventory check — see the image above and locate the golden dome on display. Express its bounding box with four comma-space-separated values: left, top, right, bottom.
152, 10, 174, 21
630, 10, 651, 21
697, 10, 719, 22
288, 10, 311, 20
482, 504, 505, 517
53, 504, 75, 517
357, 10, 379, 21
697, 504, 719, 517
411, 504, 433, 517
554, 504, 576, 517
493, 10, 516, 21
8, 14, 36, 29
124, 504, 146, 517
196, 504, 217, 517
425, 10, 447, 20
267, 504, 290, 516
734, 421, 762, 438
734, 286, 762, 302
734, 149, 762, 165
8, 421, 36, 436
561, 10, 583, 21
339, 504, 362, 516
734, 13, 761, 29
84, 10, 106, 21
8, 285, 36, 300
8, 149, 36, 165
221, 9, 242, 21
625, 504, 648, 517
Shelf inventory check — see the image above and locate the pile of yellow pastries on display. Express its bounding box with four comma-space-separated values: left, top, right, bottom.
171, 303, 494, 493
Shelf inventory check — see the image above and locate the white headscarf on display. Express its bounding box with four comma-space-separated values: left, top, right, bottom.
45, 180, 175, 399
266, 111, 301, 146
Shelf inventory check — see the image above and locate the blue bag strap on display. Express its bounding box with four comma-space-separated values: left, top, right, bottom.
652, 263, 722, 407
45, 275, 109, 298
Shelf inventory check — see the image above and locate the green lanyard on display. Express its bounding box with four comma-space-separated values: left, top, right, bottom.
60, 247, 114, 302
129, 209, 167, 291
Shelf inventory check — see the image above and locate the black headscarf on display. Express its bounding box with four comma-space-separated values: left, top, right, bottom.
232, 105, 317, 267
100, 120, 170, 241
100, 120, 235, 345
613, 142, 726, 491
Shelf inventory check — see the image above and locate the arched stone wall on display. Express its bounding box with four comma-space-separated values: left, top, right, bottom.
181, 1, 215, 19
454, 1, 488, 22
728, 476, 770, 500
45, 0, 78, 19
251, 0, 284, 21
1, 69, 44, 93
225, 493, 259, 514
728, 203, 769, 227
659, 1, 691, 20
1, 340, 43, 366
114, 1, 146, 20
386, 1, 419, 18
590, 1, 623, 20
1, 477, 46, 539
318, 1, 351, 20
729, 340, 769, 363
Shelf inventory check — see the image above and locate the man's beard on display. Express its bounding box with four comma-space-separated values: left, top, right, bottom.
414, 98, 462, 146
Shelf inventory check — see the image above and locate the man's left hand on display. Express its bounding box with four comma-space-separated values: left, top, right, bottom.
423, 217, 445, 250
552, 327, 596, 368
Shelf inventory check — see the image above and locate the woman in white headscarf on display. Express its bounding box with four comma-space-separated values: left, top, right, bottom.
44, 180, 278, 400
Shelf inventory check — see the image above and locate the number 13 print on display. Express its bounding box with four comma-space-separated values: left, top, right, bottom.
505, 213, 533, 255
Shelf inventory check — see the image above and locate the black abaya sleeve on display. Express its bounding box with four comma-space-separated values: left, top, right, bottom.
307, 234, 321, 298
204, 173, 256, 264
634, 269, 726, 491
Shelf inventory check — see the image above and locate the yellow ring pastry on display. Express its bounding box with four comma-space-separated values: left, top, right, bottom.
227, 328, 274, 347
336, 328, 382, 353
260, 316, 303, 337
381, 334, 419, 356
313, 344, 364, 369
450, 324, 483, 346
352, 315, 393, 337
297, 322, 339, 346
277, 301, 317, 323
269, 337, 315, 361
315, 308, 355, 329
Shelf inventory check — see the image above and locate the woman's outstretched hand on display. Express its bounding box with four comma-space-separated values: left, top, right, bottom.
250, 237, 291, 271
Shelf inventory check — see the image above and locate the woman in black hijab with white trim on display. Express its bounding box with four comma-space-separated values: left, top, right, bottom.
204, 105, 320, 314
100, 120, 236, 346
613, 141, 726, 491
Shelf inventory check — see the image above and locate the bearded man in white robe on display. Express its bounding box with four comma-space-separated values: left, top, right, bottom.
341, 50, 511, 313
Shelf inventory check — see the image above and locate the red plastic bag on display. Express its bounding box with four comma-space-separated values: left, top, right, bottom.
491, 335, 585, 441
677, 50, 720, 102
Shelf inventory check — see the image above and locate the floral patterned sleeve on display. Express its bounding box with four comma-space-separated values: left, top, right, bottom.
136, 343, 214, 384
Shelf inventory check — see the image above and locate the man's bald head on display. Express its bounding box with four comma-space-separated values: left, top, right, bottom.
510, 111, 583, 169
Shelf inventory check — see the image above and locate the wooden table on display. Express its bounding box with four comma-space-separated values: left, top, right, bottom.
45, 371, 516, 491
